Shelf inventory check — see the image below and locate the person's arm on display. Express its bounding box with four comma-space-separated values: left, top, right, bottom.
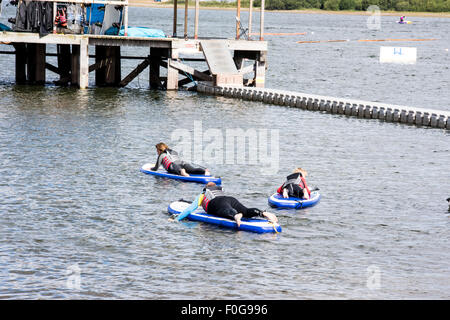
151, 153, 163, 171
277, 184, 284, 194
301, 177, 311, 198
176, 193, 203, 221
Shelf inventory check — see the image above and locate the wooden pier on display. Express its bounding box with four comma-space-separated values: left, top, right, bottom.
197, 83, 450, 130
0, 0, 268, 90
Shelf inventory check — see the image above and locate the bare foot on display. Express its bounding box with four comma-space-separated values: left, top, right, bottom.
234, 213, 243, 228
204, 169, 211, 176
262, 212, 278, 224
180, 169, 190, 177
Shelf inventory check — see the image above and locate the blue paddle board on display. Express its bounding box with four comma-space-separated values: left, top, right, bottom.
168, 201, 282, 234
268, 191, 321, 210
141, 163, 221, 184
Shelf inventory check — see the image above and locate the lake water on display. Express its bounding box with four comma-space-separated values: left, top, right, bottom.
0, 6, 449, 299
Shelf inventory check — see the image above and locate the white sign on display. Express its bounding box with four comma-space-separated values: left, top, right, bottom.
380, 46, 417, 64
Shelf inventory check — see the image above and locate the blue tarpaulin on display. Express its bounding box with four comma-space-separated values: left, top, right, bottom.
105, 26, 165, 38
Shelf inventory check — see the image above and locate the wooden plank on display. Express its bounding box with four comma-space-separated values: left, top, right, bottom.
119, 59, 149, 87
178, 70, 210, 86
45, 63, 61, 75
238, 64, 254, 75
200, 40, 238, 75
168, 60, 213, 82
89, 58, 113, 73
0, 32, 82, 45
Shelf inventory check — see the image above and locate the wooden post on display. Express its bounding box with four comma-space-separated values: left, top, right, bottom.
57, 44, 71, 84
79, 37, 89, 89
105, 46, 121, 86
173, 0, 178, 37
260, 0, 265, 41
166, 49, 179, 90
26, 44, 37, 84
14, 44, 27, 84
254, 51, 266, 88
184, 0, 188, 39
236, 0, 241, 39
72, 38, 89, 89
71, 44, 80, 86
35, 44, 46, 84
123, 5, 129, 36
248, 0, 253, 38
194, 0, 199, 40
95, 45, 106, 86
150, 47, 163, 89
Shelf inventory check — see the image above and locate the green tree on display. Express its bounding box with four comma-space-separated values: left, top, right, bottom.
339, 0, 356, 9
324, 0, 340, 10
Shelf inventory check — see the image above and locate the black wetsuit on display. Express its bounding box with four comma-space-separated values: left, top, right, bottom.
152, 149, 206, 175
207, 196, 263, 220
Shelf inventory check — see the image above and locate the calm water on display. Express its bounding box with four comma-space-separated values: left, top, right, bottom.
0, 7, 449, 299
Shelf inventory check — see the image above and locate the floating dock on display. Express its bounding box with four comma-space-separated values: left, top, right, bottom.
197, 83, 450, 130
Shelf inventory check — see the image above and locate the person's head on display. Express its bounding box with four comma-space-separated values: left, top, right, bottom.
155, 142, 169, 155
205, 182, 216, 188
293, 167, 308, 177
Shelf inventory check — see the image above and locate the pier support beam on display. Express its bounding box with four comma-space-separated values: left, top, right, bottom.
71, 39, 89, 89
105, 46, 121, 86
95, 46, 107, 86
14, 44, 27, 84
150, 48, 164, 89
254, 51, 267, 88
57, 44, 71, 85
167, 49, 179, 90
26, 44, 46, 84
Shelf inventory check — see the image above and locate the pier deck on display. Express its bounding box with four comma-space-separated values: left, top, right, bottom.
0, 32, 268, 89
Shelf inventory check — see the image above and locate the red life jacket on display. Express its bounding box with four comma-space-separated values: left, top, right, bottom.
277, 173, 310, 197
161, 150, 179, 170
201, 186, 225, 211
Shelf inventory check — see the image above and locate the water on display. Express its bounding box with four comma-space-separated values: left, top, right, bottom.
0, 7, 449, 299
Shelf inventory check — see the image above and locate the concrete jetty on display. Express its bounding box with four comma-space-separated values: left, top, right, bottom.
196, 82, 450, 130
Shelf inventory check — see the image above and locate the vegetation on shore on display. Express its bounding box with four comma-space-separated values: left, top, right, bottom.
161, 0, 449, 12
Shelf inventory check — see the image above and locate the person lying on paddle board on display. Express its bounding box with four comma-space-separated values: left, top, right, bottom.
277, 168, 311, 200
175, 182, 278, 227
151, 142, 210, 177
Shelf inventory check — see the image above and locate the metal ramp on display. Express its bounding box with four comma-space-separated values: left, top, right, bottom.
200, 40, 243, 86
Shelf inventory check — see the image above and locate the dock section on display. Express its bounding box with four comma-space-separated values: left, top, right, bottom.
0, 32, 267, 90
197, 82, 450, 130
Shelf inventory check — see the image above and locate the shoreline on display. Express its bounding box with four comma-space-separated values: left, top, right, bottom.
128, 2, 450, 18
